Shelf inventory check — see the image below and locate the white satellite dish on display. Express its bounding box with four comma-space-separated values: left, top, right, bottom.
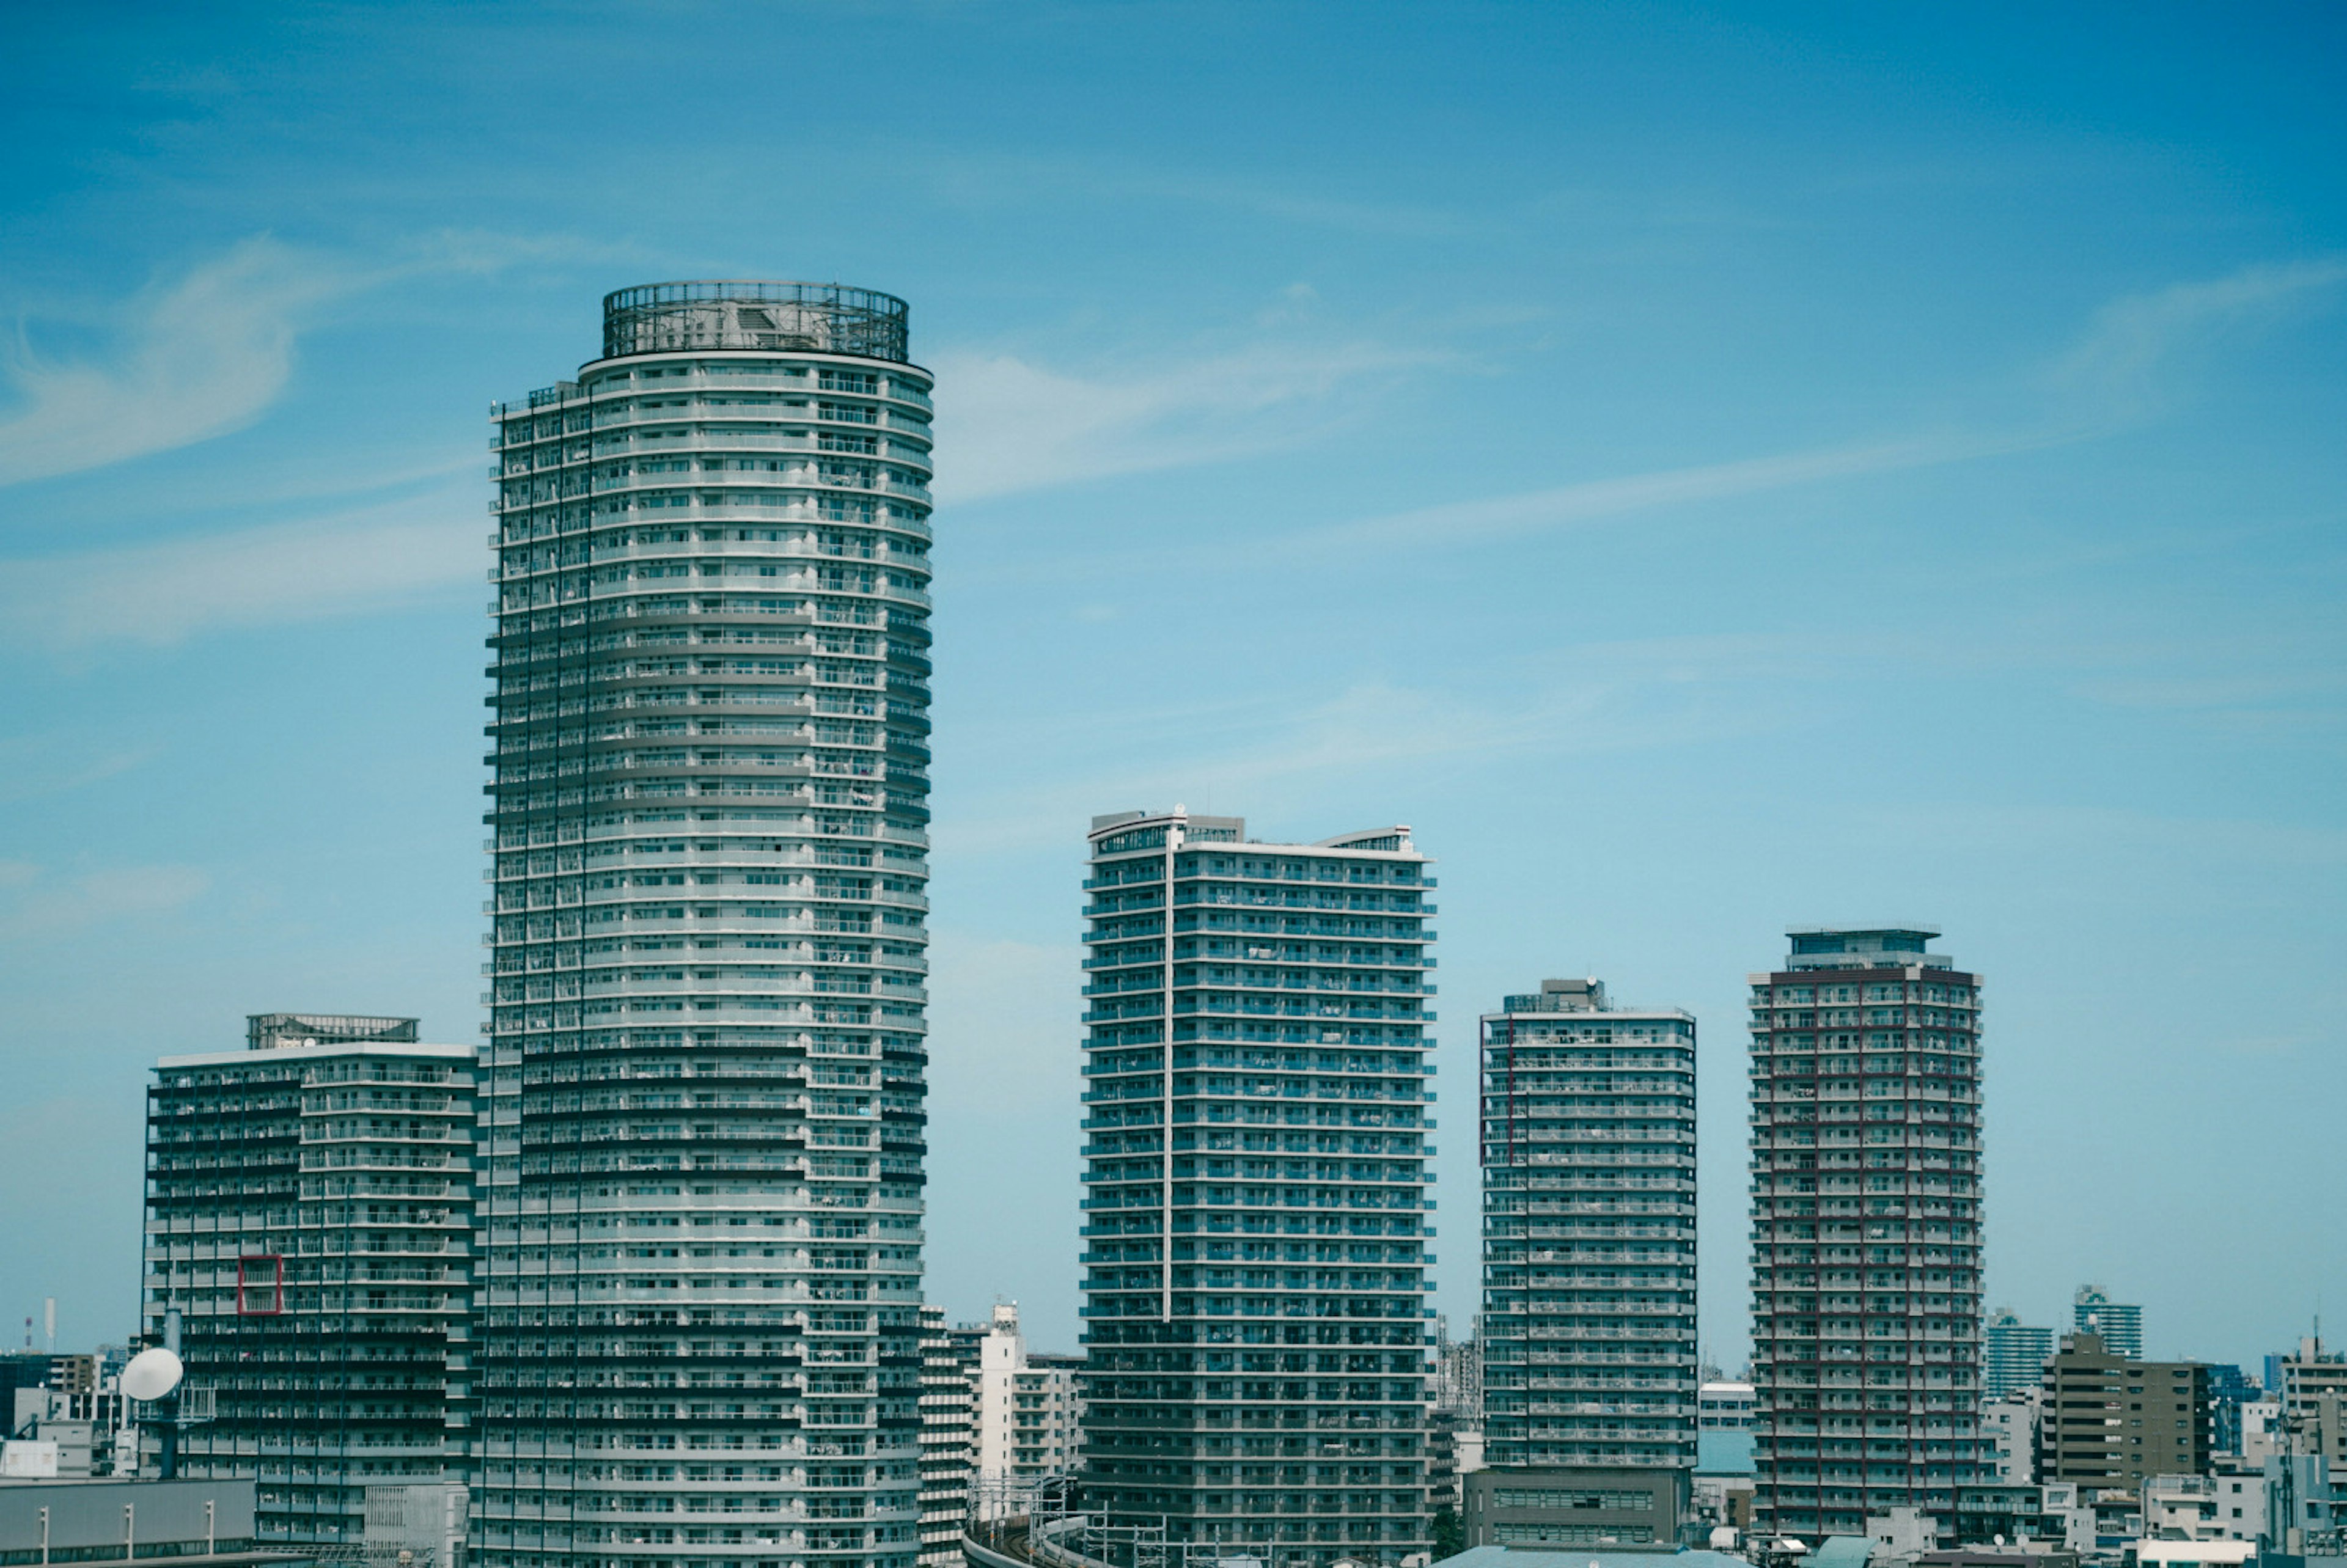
121, 1347, 184, 1402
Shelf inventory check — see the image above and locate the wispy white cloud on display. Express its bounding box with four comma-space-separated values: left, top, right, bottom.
0, 485, 480, 648
0, 239, 353, 488
939, 639, 1804, 856
0, 862, 209, 940
2045, 257, 2347, 428
0, 230, 628, 491
0, 733, 160, 804
931, 338, 1453, 502
981, 255, 2347, 574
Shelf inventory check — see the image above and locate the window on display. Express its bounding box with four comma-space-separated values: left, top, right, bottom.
237, 1253, 285, 1315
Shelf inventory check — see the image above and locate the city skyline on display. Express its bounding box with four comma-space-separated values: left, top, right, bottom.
4, 1, 2344, 1390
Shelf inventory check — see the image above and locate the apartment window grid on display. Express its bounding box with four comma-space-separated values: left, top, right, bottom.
144, 1029, 477, 1547
473, 284, 935, 1568
1747, 929, 1985, 1540
1079, 810, 1437, 1568
1478, 982, 1697, 1471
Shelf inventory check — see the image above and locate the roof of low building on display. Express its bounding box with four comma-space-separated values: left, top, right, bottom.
1433, 1549, 1751, 1568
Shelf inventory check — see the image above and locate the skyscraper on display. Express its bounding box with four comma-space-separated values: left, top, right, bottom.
1479, 978, 1697, 1473
144, 1014, 476, 1548
1747, 928, 1983, 1539
1983, 1309, 2054, 1399
473, 283, 936, 1568
2071, 1286, 2143, 1361
1079, 810, 1436, 1567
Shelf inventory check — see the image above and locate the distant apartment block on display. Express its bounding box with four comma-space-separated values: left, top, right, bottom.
1985, 1308, 2055, 1399
143, 1014, 476, 1548
1748, 927, 1985, 1539
2073, 1286, 2143, 1361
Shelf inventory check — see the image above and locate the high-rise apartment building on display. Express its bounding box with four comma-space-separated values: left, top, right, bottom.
144, 1014, 476, 1548
1079, 810, 1436, 1567
1480, 978, 1697, 1473
1747, 927, 1984, 1538
1985, 1310, 2055, 1399
473, 283, 936, 1568
2073, 1287, 2143, 1361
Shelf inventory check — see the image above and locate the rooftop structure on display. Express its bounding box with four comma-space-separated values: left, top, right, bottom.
244, 1013, 418, 1051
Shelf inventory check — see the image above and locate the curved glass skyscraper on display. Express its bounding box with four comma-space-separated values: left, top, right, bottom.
475, 282, 935, 1568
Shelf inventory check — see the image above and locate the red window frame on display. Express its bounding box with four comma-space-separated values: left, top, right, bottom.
236, 1254, 285, 1316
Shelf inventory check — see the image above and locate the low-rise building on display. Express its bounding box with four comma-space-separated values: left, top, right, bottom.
0, 1477, 270, 1568
1463, 1465, 1687, 1549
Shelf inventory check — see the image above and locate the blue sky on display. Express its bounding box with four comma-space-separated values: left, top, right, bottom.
1, 2, 2340, 1374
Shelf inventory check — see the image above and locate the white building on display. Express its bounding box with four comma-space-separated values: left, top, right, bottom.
2145, 1470, 2269, 1544
2241, 1399, 2284, 1463
975, 1304, 1078, 1485
1699, 1382, 1755, 1430
1982, 1391, 2040, 1484
2279, 1336, 2347, 1465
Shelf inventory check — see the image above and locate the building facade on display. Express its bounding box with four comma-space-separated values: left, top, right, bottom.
1985, 1310, 2054, 1399
1981, 1391, 2040, 1484
1079, 809, 1436, 1566
472, 282, 936, 1568
1480, 977, 1697, 1472
1747, 927, 1985, 1538
2037, 1333, 2211, 1491
2277, 1338, 2347, 1465
915, 1305, 973, 1568
2072, 1288, 2143, 1361
144, 1015, 476, 1548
